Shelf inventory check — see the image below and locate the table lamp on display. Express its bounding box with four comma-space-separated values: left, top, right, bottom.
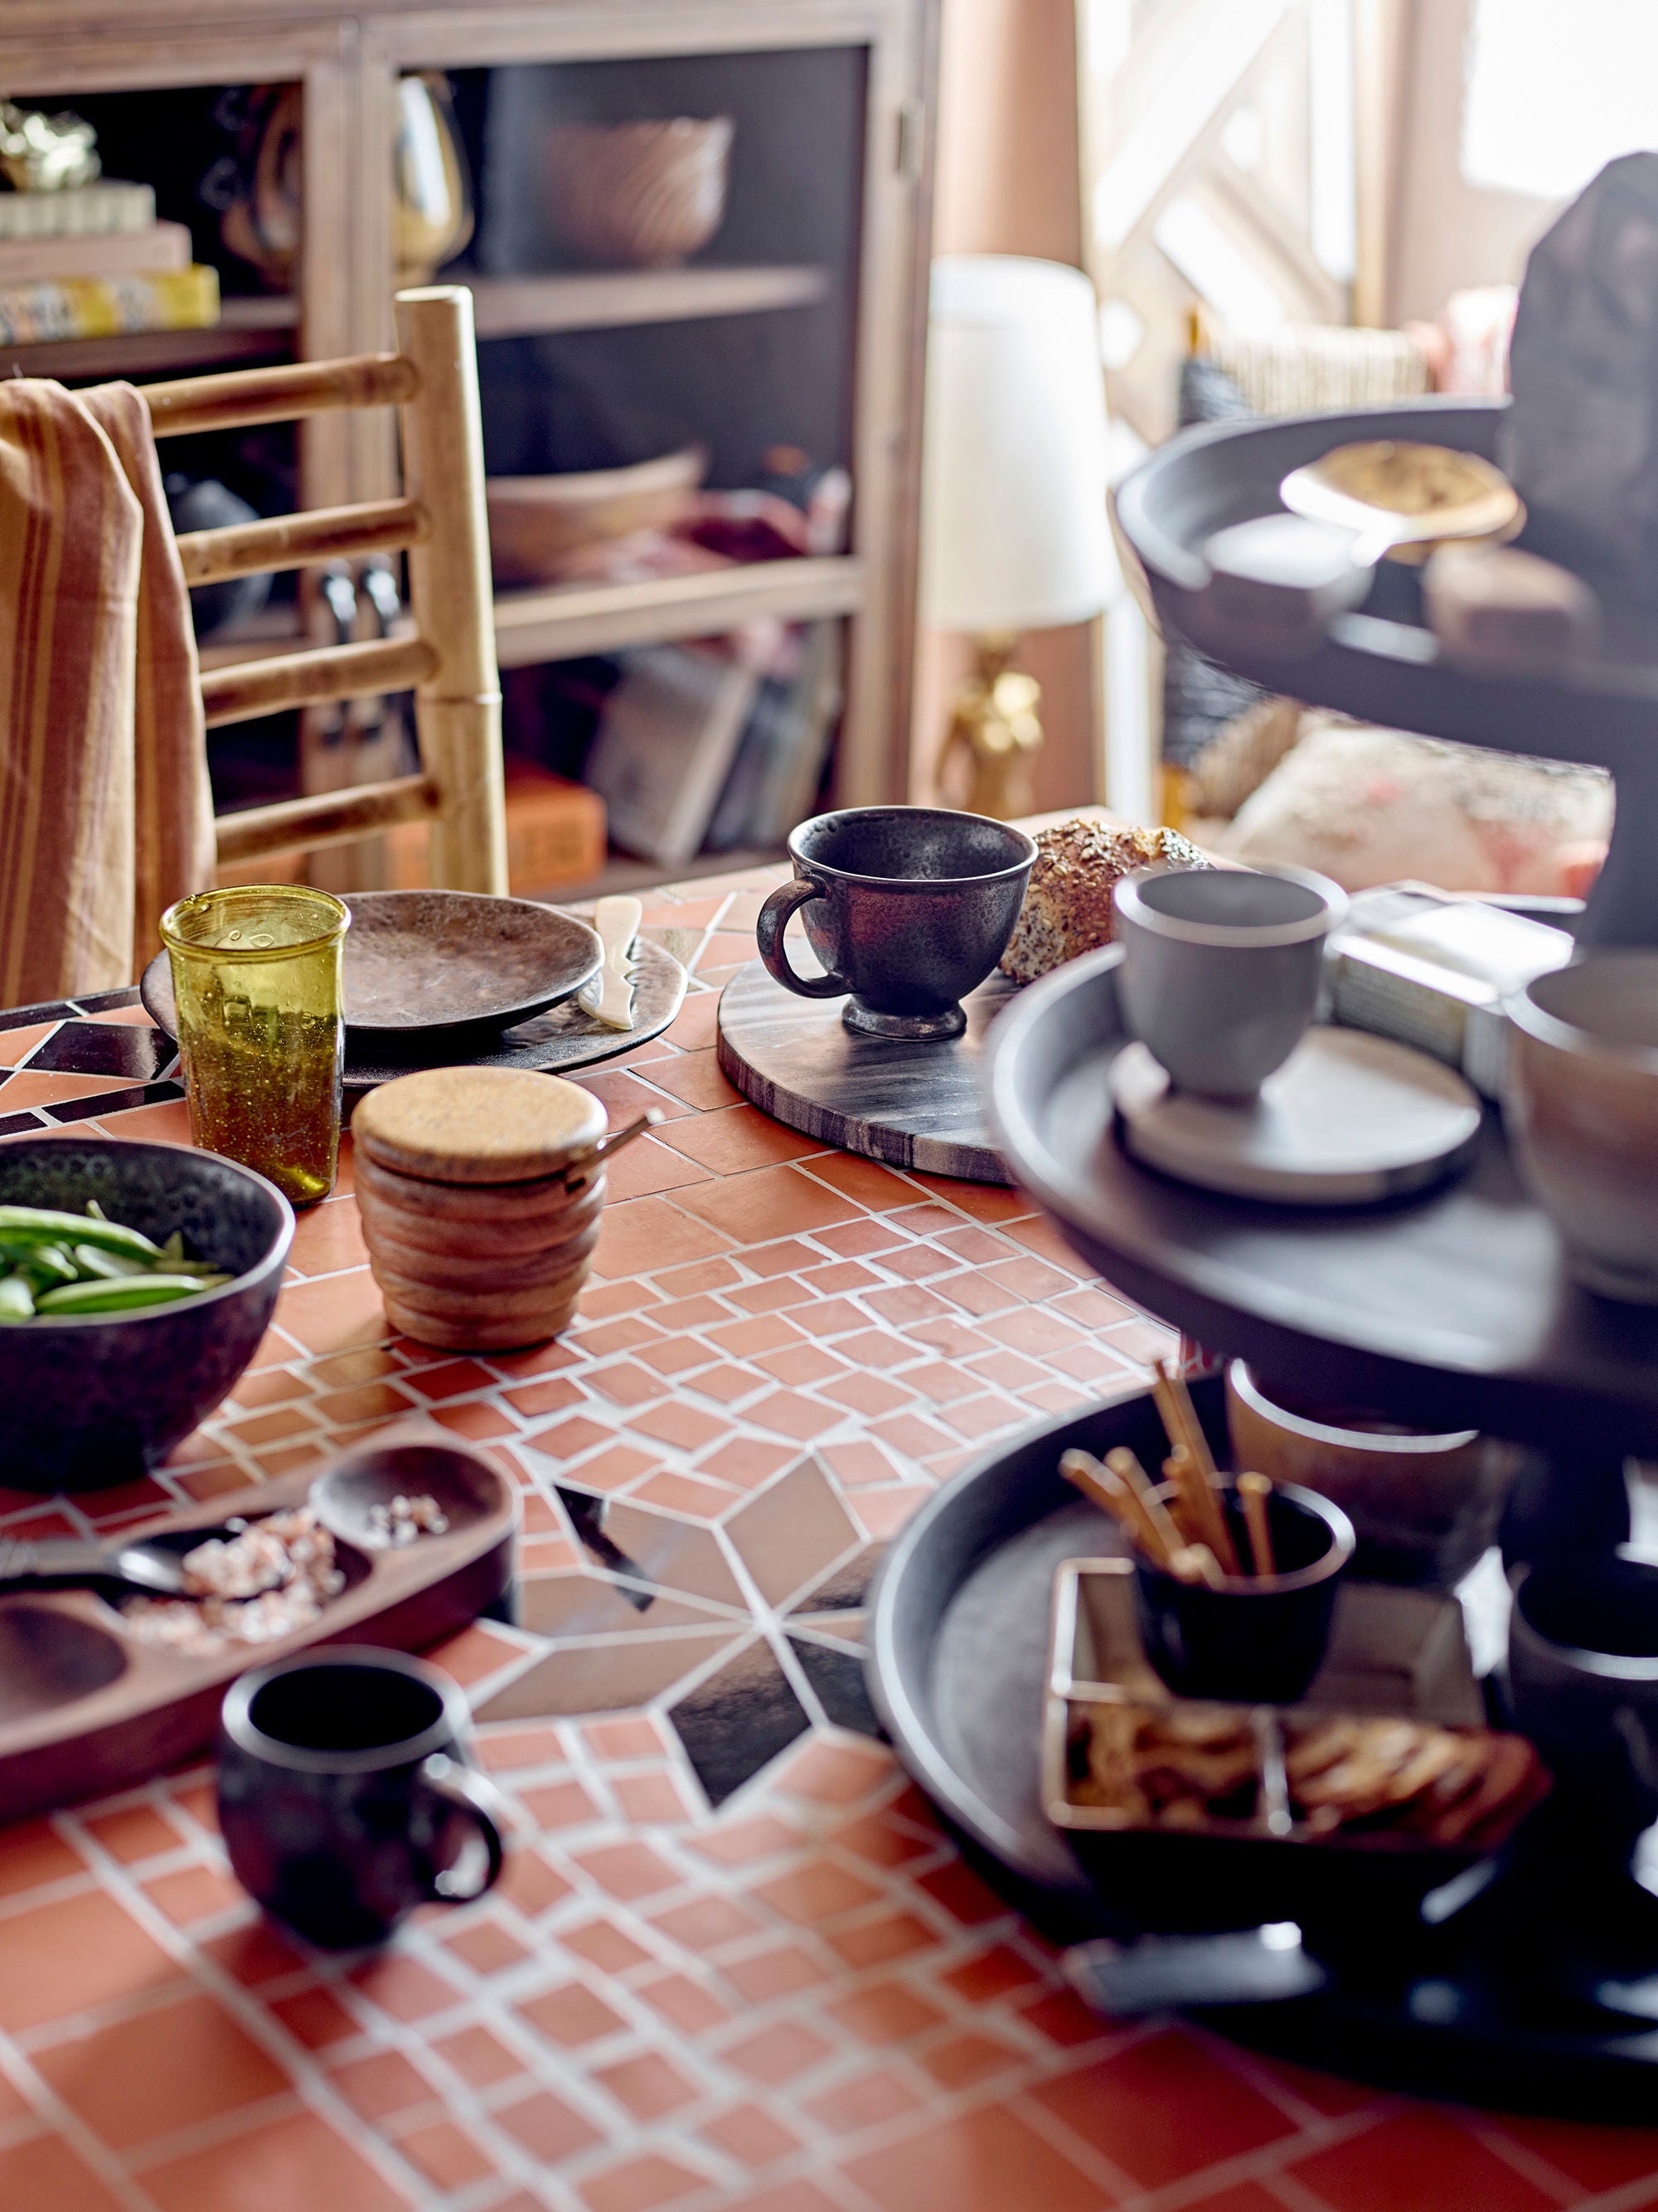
919, 255, 1113, 818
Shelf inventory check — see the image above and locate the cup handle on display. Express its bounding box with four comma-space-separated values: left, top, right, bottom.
755, 878, 846, 999
419, 1753, 507, 1903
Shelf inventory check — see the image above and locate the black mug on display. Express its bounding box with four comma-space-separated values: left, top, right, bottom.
1133, 1482, 1355, 1704
756, 806, 1036, 1041
218, 1647, 509, 1948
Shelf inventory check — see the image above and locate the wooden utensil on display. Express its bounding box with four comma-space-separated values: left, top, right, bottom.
1239, 1472, 1277, 1579
0, 1522, 246, 1598
1152, 1362, 1242, 1574
1279, 440, 1521, 567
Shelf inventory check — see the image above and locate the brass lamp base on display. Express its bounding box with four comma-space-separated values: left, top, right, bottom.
936, 632, 1043, 820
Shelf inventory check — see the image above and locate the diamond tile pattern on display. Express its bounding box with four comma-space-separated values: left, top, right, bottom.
0, 870, 1643, 2210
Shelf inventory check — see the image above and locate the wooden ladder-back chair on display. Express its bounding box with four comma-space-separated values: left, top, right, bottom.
140, 284, 507, 894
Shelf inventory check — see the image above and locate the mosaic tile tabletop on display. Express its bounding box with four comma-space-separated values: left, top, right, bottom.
0, 865, 1652, 2212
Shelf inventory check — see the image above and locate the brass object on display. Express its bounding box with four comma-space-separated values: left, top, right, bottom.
393, 73, 474, 284
935, 633, 1043, 821
0, 102, 99, 194
1279, 440, 1522, 566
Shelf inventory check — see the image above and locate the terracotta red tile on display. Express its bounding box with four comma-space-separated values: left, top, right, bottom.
431, 2022, 525, 2089
828, 1328, 912, 1374
728, 1276, 815, 1315
938, 1392, 1025, 1440
579, 2151, 713, 2212
933, 1271, 1018, 1318
1017, 1986, 1114, 2048
725, 2185, 844, 2212
0, 1070, 133, 1108
807, 2068, 928, 2135
755, 1345, 849, 1388
818, 1439, 902, 1488
82, 1801, 183, 1864
778, 1738, 891, 1803
429, 1398, 518, 1440
602, 1134, 716, 1201
519, 1978, 627, 2049
656, 1256, 744, 1297
742, 1390, 843, 1442
700, 2102, 802, 2168
848, 1485, 933, 1539
637, 1970, 734, 2034
141, 2109, 409, 2212
1173, 2188, 1284, 2212
657, 1104, 825, 1172
1031, 2027, 1295, 2188
818, 1372, 911, 1419
877, 1242, 957, 1282
1496, 2113, 1658, 2193
583, 1714, 666, 1759
496, 2086, 604, 2162
686, 1363, 764, 1404
36, 1991, 290, 2150
313, 1380, 416, 1426
1004, 1213, 1105, 1277
751, 1857, 883, 1925
0, 1889, 180, 2030
631, 1468, 734, 1517
637, 1333, 719, 1378
578, 1278, 667, 1321
575, 1066, 697, 1123
720, 2018, 835, 2084
561, 1917, 653, 1974
799, 1152, 919, 1211
502, 1374, 585, 1419
141, 1864, 245, 1925
805, 1259, 885, 1293
269, 1984, 360, 2050
0, 1817, 87, 1896
826, 1981, 946, 2046
347, 1952, 463, 2021
529, 1413, 618, 1461
1103, 1317, 1180, 1365
827, 1912, 940, 1970
719, 1943, 833, 2003
940, 1943, 1047, 2004
230, 1366, 313, 1407
595, 2049, 700, 2120
288, 1198, 370, 1278
274, 1267, 388, 1355
696, 1437, 795, 1489
227, 1404, 319, 1448
672, 1163, 861, 1245
201, 1919, 307, 1986
651, 1293, 736, 1330
630, 1399, 727, 1450
842, 2104, 1108, 2212
424, 1622, 525, 1686
913, 1859, 1011, 1928
662, 990, 723, 1049
0, 2135, 127, 2212
650, 1894, 764, 1952
570, 1838, 681, 1899
440, 1916, 532, 1975
920, 2029, 1026, 2089
1292, 2113, 1564, 2212
396, 2118, 496, 2191
594, 1195, 734, 1278
402, 1356, 497, 1399
1245, 2054, 1379, 2120
613, 1770, 696, 1823
705, 1313, 805, 1358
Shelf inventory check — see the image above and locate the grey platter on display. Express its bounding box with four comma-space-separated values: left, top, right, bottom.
716, 957, 1012, 1185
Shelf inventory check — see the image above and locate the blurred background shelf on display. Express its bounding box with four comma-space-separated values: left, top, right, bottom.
492, 555, 865, 669
464, 264, 831, 340
0, 295, 296, 382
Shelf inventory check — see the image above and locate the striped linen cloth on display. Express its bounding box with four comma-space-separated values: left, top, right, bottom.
0, 378, 213, 1003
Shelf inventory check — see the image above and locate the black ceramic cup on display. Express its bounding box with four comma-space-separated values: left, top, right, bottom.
218, 1647, 510, 1949
1509, 1558, 1658, 1834
1133, 1481, 1355, 1704
755, 806, 1036, 1041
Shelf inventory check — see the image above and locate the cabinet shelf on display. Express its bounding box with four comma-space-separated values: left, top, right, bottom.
464, 264, 831, 341
492, 554, 864, 668
0, 295, 296, 384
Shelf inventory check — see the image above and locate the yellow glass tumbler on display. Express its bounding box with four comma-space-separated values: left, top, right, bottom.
160, 885, 351, 1207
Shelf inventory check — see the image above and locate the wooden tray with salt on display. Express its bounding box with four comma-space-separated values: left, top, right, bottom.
0, 1429, 517, 1823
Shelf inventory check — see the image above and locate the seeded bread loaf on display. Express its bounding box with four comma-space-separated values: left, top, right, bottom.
999, 818, 1211, 984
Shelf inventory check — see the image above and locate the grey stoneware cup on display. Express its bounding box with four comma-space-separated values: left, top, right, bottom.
755, 805, 1037, 1041
1113, 863, 1349, 1098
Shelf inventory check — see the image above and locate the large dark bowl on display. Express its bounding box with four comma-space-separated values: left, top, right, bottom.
0, 1139, 293, 1491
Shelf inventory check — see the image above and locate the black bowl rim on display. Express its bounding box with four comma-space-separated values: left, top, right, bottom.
0, 1137, 293, 1331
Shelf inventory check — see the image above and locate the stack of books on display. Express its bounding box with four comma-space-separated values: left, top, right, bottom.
0, 181, 220, 345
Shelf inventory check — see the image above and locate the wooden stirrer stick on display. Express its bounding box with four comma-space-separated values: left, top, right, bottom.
1059, 1448, 1178, 1569
1103, 1446, 1187, 1564
1152, 1361, 1242, 1574
1171, 1543, 1225, 1589
1238, 1472, 1277, 1579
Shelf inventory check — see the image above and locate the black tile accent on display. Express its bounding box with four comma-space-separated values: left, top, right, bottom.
787, 1634, 883, 1739
27, 1021, 171, 1080
0, 1001, 73, 1031
788, 1548, 876, 1613
70, 987, 142, 1013
668, 1635, 811, 1807
45, 1080, 185, 1124
0, 1109, 46, 1138
555, 1484, 652, 1595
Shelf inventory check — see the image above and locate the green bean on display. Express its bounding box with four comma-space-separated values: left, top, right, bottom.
21, 1244, 79, 1288
0, 1205, 160, 1262
0, 1273, 34, 1322
71, 1244, 150, 1281
35, 1274, 226, 1315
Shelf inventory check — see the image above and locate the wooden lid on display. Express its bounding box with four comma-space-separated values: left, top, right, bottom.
352, 1066, 607, 1184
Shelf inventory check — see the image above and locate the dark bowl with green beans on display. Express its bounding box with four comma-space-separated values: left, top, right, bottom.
0, 1139, 293, 1491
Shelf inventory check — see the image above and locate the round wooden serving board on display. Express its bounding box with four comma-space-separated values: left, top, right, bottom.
716, 958, 1015, 1185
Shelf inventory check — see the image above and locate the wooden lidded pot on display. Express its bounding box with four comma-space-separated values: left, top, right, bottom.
352, 1067, 608, 1351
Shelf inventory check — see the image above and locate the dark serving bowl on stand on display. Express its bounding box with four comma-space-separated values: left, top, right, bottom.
0, 1138, 293, 1491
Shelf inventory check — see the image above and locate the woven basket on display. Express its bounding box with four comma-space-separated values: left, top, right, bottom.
544, 117, 734, 269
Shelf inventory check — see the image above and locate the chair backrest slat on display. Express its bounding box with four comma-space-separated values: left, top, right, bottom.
177, 497, 427, 589
201, 635, 439, 730
147, 353, 419, 439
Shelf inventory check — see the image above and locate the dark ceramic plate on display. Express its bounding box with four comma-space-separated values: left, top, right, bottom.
867, 1378, 1658, 2120
142, 891, 602, 1045
143, 930, 686, 1097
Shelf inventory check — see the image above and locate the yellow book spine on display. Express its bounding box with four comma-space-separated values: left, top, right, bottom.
0, 264, 220, 346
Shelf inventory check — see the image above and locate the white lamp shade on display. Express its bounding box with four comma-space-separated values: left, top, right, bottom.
919, 255, 1113, 634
